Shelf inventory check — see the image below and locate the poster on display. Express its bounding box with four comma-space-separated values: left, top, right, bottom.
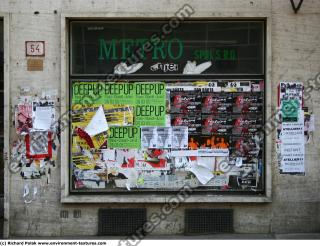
32, 100, 55, 131
15, 102, 33, 134
108, 126, 141, 149
72, 82, 136, 105
278, 82, 305, 174
279, 82, 303, 122
141, 126, 188, 149
141, 127, 172, 149
135, 82, 166, 126
280, 113, 305, 173
172, 126, 188, 149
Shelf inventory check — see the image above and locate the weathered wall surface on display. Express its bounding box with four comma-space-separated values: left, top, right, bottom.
0, 0, 319, 237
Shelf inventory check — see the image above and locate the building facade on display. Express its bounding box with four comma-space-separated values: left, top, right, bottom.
0, 0, 320, 238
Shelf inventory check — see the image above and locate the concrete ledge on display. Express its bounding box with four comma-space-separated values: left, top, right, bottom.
61, 194, 271, 203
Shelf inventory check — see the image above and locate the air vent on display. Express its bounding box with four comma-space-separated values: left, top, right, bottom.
98, 208, 146, 236
60, 210, 68, 219
73, 210, 81, 218
185, 209, 233, 234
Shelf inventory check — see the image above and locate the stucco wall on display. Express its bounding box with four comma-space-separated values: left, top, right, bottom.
0, 0, 319, 237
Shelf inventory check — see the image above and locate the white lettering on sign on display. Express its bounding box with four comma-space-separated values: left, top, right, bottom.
26, 41, 45, 56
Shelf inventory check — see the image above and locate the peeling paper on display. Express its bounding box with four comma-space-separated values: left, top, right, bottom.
33, 186, 38, 196
23, 184, 30, 198
101, 149, 116, 161
85, 105, 109, 136
82, 149, 94, 160
197, 157, 215, 171
186, 165, 214, 185
235, 157, 243, 167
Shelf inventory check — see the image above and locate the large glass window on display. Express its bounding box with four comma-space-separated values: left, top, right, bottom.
69, 20, 265, 194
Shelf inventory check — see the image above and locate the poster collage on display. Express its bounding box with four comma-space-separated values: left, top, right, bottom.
12, 90, 60, 181
277, 82, 314, 175
71, 80, 265, 192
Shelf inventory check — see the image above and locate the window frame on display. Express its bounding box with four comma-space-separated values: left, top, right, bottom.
60, 16, 272, 203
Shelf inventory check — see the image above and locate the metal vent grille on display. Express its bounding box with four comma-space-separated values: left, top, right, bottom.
98, 208, 146, 236
185, 209, 233, 234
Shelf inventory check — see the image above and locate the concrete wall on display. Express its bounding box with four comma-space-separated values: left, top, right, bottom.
0, 0, 320, 237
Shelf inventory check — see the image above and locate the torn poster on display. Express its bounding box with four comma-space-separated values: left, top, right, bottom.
171, 148, 229, 157
115, 149, 136, 168
135, 149, 170, 170
84, 105, 109, 136
197, 157, 215, 171
186, 164, 214, 185
279, 82, 303, 107
32, 100, 55, 131
223, 81, 251, 92
15, 102, 33, 134
104, 104, 134, 126
25, 131, 52, 159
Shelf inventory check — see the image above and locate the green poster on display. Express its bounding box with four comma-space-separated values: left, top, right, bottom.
72, 82, 136, 105
281, 99, 299, 122
107, 126, 141, 148
134, 82, 166, 126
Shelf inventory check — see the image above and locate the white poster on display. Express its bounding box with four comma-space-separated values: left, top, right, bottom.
280, 111, 305, 173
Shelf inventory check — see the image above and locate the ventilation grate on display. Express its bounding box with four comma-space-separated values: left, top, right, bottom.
185, 209, 233, 234
73, 210, 81, 218
98, 208, 146, 236
60, 210, 69, 219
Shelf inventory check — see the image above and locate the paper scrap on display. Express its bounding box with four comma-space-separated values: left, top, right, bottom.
85, 105, 109, 136
101, 149, 116, 161
235, 157, 243, 167
23, 184, 30, 198
186, 165, 214, 185
197, 157, 215, 171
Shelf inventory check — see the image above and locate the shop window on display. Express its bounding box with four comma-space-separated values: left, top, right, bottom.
69, 20, 265, 194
